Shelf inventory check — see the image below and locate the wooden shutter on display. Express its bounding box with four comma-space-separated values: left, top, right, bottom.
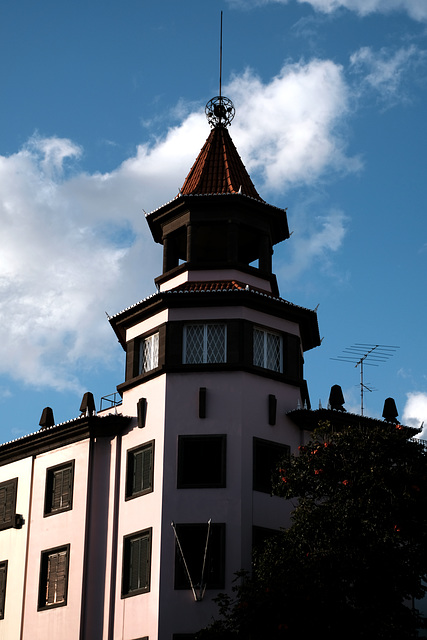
129, 444, 153, 497
46, 464, 73, 514
0, 562, 7, 619
133, 450, 143, 494
0, 479, 17, 529
128, 533, 150, 592
52, 467, 72, 510
46, 550, 68, 605
142, 447, 152, 491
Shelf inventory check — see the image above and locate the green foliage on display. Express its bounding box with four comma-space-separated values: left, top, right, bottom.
198, 422, 427, 639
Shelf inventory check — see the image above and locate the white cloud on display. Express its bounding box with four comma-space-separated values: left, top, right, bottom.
227, 0, 427, 21
302, 0, 427, 21
402, 392, 427, 437
0, 59, 357, 391
279, 208, 349, 281
350, 45, 425, 104
228, 60, 361, 191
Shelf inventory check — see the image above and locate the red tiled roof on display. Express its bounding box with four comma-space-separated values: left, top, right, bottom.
171, 280, 270, 295
180, 126, 263, 201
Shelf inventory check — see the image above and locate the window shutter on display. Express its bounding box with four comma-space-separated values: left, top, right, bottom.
0, 480, 17, 529
55, 551, 67, 603
52, 471, 61, 510
62, 466, 72, 509
142, 447, 152, 491
133, 450, 144, 494
46, 553, 58, 604
129, 535, 149, 592
132, 447, 152, 494
47, 550, 67, 605
0, 562, 7, 619
45, 463, 73, 515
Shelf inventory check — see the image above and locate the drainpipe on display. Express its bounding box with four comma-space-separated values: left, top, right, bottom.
107, 432, 122, 640
20, 454, 36, 640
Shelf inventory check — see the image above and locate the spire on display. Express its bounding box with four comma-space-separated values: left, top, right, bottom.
180, 12, 262, 201
180, 125, 263, 200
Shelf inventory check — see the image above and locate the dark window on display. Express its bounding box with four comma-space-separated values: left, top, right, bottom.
0, 478, 17, 531
126, 442, 154, 499
44, 462, 74, 516
174, 522, 225, 590
0, 561, 7, 620
183, 324, 226, 364
38, 545, 70, 610
177, 435, 226, 488
122, 529, 152, 597
253, 437, 290, 493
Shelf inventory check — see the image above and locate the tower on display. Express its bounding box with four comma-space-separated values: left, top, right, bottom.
0, 93, 320, 640
108, 93, 321, 638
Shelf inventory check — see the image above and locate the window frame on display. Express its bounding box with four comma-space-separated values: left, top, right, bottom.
38, 544, 70, 611
253, 437, 290, 494
253, 326, 283, 373
177, 435, 227, 489
139, 332, 159, 374
0, 478, 18, 531
122, 528, 152, 598
44, 461, 75, 517
0, 560, 7, 620
182, 323, 227, 365
125, 441, 155, 500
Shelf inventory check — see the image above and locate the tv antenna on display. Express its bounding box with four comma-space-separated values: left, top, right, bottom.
331, 343, 399, 416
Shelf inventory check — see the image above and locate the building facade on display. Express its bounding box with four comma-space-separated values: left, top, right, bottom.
0, 95, 320, 639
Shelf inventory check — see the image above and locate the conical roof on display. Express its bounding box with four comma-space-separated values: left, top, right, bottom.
180, 125, 263, 201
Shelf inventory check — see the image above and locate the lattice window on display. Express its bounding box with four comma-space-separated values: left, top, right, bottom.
140, 332, 159, 373
183, 324, 226, 364
253, 328, 282, 372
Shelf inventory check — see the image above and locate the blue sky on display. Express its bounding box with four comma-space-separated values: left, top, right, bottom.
1, 0, 427, 444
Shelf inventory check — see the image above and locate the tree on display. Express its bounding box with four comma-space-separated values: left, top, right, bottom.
198, 421, 427, 639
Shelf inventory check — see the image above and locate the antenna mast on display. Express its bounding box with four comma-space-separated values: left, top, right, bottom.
331, 343, 399, 416
219, 10, 223, 99
205, 11, 235, 128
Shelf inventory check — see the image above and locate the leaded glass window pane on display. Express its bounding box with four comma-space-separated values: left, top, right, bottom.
184, 325, 204, 364
266, 332, 281, 372
206, 325, 226, 363
184, 324, 226, 364
140, 333, 159, 373
253, 329, 265, 368
253, 328, 282, 372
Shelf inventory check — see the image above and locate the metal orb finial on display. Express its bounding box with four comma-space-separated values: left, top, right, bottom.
205, 96, 235, 128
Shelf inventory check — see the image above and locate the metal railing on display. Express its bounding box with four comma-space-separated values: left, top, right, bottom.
100, 392, 122, 412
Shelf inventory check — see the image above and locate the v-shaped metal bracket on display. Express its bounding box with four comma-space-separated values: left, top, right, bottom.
171, 519, 212, 602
